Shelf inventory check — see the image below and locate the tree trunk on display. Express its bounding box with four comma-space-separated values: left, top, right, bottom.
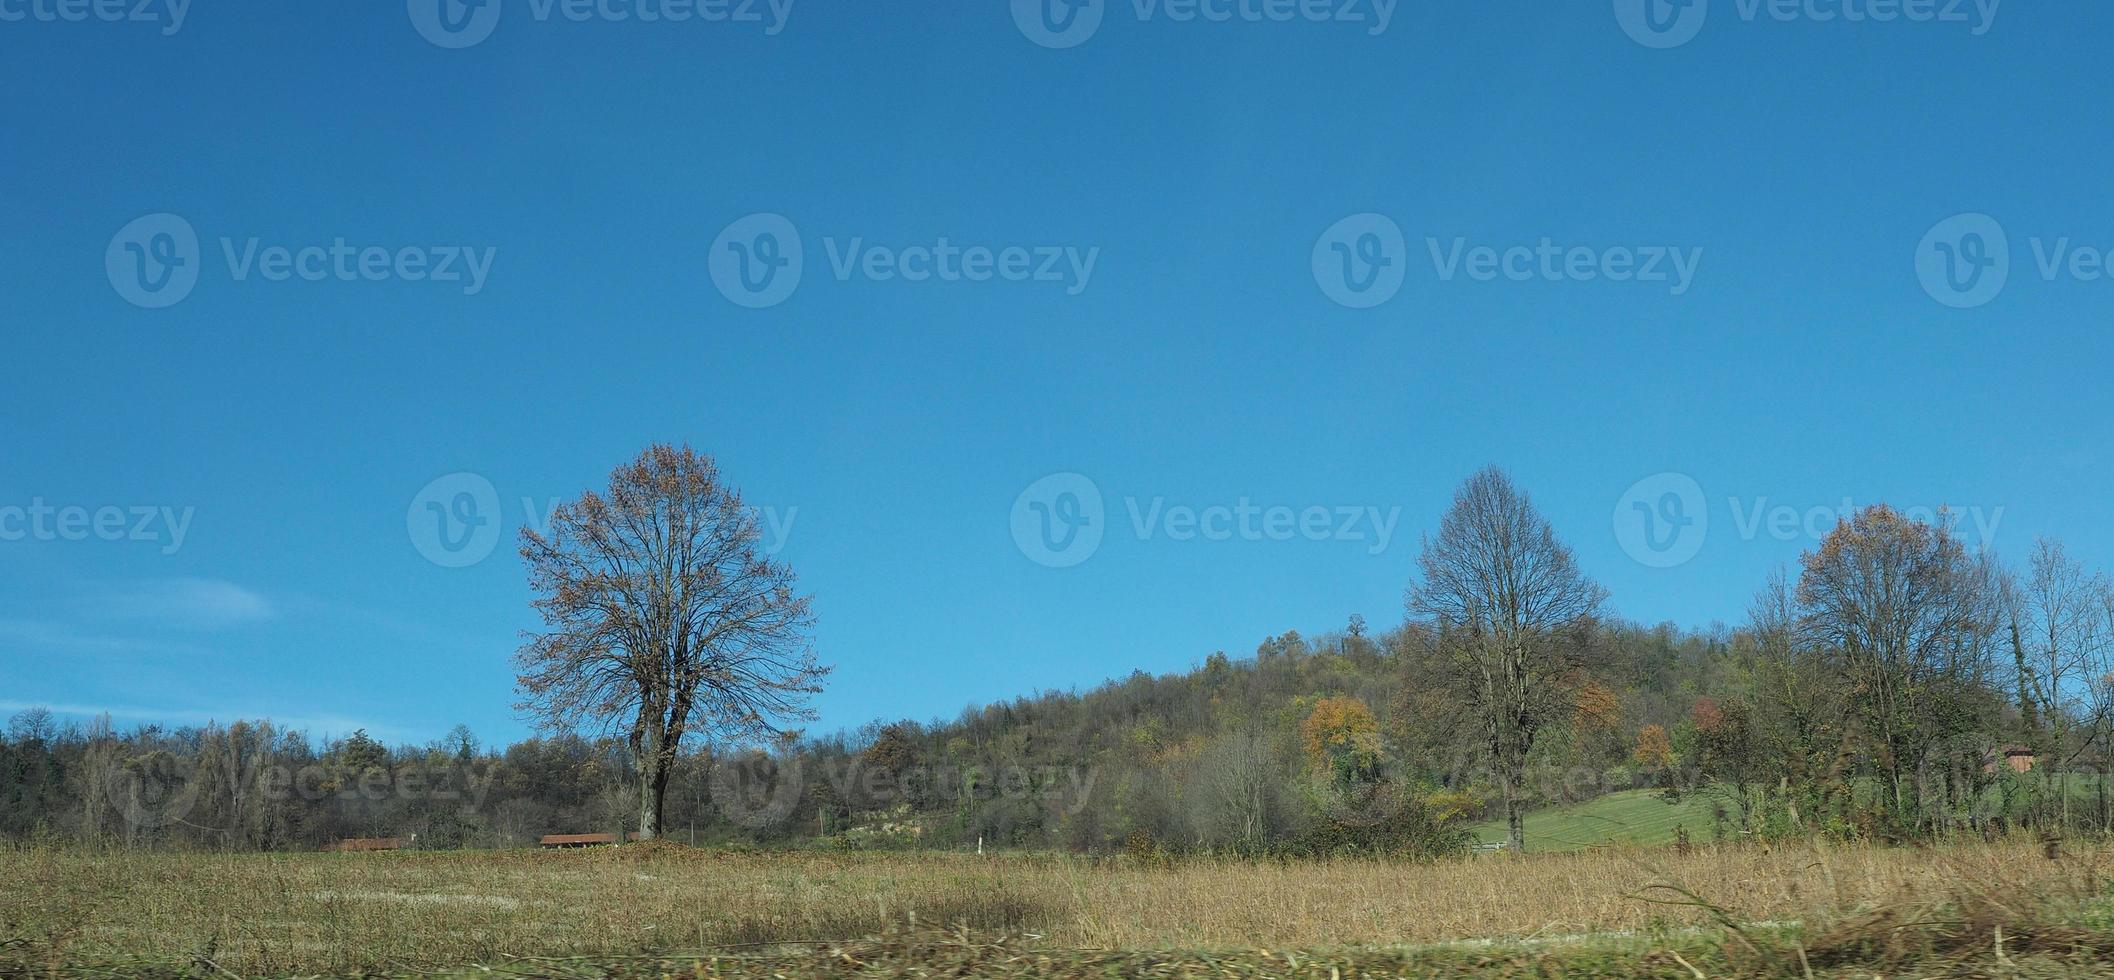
636, 723, 663, 841
2097, 764, 2108, 832
1502, 765, 1525, 852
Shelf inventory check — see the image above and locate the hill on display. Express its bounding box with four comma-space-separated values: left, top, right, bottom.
0, 619, 1737, 854
775, 621, 1735, 856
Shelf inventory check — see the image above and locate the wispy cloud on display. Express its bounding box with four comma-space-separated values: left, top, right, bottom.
0, 618, 212, 657
0, 579, 273, 658
86, 578, 275, 630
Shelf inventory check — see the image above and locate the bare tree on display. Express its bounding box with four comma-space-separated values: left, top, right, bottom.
1406, 467, 1606, 852
2013, 539, 2112, 823
2099, 582, 2114, 827
1745, 566, 1852, 831
1794, 505, 2002, 827
516, 444, 827, 840
1192, 730, 1278, 853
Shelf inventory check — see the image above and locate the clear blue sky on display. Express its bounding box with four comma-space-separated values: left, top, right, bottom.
4, 0, 2109, 748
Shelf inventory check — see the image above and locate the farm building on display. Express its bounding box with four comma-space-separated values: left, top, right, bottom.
1983, 746, 2037, 774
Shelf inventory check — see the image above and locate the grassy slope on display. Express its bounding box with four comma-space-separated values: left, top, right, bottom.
1479, 776, 2114, 853
1470, 789, 1723, 852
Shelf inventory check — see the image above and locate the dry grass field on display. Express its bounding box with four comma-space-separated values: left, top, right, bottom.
6, 839, 2114, 977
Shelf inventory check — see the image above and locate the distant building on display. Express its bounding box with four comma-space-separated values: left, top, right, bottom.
1984, 746, 2036, 774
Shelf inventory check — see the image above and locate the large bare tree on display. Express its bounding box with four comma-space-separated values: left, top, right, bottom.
1794, 505, 2001, 826
1406, 467, 1606, 852
516, 444, 827, 840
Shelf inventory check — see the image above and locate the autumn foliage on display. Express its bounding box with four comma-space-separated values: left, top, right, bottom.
1633, 724, 1674, 770
1572, 681, 1622, 733
1299, 696, 1382, 782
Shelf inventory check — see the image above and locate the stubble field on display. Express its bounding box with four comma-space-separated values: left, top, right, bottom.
6, 839, 2114, 977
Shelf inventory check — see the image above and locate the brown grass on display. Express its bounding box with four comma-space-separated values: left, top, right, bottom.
1, 839, 2108, 976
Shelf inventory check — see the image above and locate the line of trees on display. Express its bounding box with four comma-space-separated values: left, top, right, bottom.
6, 464, 2112, 854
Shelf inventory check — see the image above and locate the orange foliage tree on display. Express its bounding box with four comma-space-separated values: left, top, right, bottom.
1300, 696, 1382, 786
1633, 724, 1675, 771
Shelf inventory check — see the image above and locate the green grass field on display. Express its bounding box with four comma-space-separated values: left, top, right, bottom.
1471, 789, 1724, 852
1481, 775, 2114, 852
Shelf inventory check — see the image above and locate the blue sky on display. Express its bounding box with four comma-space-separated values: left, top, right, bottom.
3, 0, 2109, 748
